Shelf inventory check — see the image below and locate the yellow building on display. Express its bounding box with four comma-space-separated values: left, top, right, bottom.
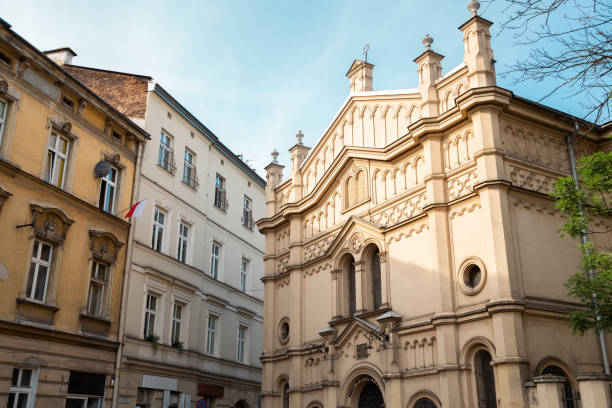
0, 19, 149, 408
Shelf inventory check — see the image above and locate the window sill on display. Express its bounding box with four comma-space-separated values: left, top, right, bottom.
213, 204, 227, 214
79, 313, 111, 337
79, 313, 111, 325
16, 297, 60, 312
157, 163, 176, 176
181, 180, 199, 191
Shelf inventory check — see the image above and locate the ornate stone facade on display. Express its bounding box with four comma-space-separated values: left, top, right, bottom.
257, 3, 612, 408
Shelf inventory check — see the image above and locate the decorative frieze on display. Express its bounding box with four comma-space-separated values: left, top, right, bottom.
447, 168, 479, 200
404, 336, 437, 371
508, 164, 556, 195
372, 192, 428, 227
303, 234, 337, 262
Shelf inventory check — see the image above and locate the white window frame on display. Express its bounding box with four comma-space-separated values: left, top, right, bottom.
214, 174, 226, 210
46, 131, 70, 189
178, 222, 189, 263
65, 396, 103, 408
237, 325, 247, 363
240, 258, 248, 292
8, 367, 39, 408
0, 98, 7, 147
87, 261, 108, 317
27, 240, 53, 302
158, 131, 173, 170
210, 242, 221, 280
206, 315, 218, 356
171, 302, 183, 345
99, 165, 118, 213
242, 195, 253, 229
151, 208, 165, 252
143, 292, 158, 339
182, 149, 197, 188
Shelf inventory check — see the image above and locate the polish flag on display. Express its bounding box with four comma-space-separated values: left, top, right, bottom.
125, 199, 147, 218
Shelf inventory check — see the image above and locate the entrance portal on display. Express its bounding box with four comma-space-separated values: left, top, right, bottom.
358, 381, 384, 408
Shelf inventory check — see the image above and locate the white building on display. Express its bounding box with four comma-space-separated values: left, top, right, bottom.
63, 63, 266, 408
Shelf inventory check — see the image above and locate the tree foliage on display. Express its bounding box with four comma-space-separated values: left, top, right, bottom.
551, 151, 612, 334
494, 0, 612, 124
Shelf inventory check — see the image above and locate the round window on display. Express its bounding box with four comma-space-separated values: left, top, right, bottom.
457, 258, 486, 295
278, 318, 290, 344
464, 264, 481, 288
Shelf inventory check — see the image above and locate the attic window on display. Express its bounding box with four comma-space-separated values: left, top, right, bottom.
62, 96, 75, 111
111, 131, 122, 143
0, 51, 10, 66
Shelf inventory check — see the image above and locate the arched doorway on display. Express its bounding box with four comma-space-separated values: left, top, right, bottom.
357, 381, 384, 408
474, 349, 497, 408
541, 365, 577, 408
413, 397, 437, 408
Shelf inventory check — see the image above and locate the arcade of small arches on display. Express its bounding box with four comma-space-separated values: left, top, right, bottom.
271, 334, 581, 408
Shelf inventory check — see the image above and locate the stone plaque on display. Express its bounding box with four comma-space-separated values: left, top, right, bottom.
356, 343, 369, 360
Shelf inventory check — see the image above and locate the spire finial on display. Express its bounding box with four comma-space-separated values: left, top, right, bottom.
271, 149, 279, 164
422, 34, 434, 50
468, 0, 480, 16
296, 130, 304, 145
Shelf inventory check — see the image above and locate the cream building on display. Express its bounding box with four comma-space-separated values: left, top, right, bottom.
61, 64, 266, 408
257, 2, 612, 408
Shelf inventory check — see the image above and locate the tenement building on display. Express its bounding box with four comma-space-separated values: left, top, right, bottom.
61, 61, 266, 407
0, 19, 149, 408
257, 3, 612, 408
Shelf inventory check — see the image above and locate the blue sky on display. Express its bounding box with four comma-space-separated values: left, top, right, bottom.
1, 0, 583, 174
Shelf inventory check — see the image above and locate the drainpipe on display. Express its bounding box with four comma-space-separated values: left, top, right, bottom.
566, 121, 611, 375
112, 140, 145, 408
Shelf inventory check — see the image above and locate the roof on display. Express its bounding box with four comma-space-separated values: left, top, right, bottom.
43, 47, 77, 57
0, 18, 150, 142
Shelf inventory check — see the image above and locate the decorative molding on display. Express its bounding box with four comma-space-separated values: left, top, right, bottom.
386, 223, 429, 244
349, 232, 364, 253
88, 230, 124, 264
447, 168, 478, 200
303, 261, 332, 278
508, 164, 556, 195
372, 192, 428, 227
30, 204, 74, 245
276, 275, 290, 289
303, 233, 337, 262
512, 199, 559, 216
0, 185, 13, 212
276, 255, 289, 274
449, 202, 481, 219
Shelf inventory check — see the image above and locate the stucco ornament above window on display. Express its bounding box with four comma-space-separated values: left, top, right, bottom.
88, 230, 124, 264
30, 204, 74, 245
0, 185, 12, 212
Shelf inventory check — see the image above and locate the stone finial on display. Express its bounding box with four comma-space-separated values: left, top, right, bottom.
296, 130, 304, 145
271, 149, 279, 164
468, 0, 480, 16
422, 34, 434, 50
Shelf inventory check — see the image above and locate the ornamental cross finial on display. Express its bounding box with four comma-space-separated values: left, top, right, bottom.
422, 34, 434, 50
468, 0, 480, 16
271, 149, 279, 164
296, 130, 304, 145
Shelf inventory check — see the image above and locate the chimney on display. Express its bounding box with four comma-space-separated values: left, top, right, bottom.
346, 60, 374, 93
459, 0, 496, 88
414, 34, 444, 118
44, 47, 77, 66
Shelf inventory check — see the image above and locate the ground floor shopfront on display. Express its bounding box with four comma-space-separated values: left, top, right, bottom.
117, 353, 261, 408
0, 323, 118, 408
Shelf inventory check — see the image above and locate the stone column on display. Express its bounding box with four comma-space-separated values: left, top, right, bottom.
378, 251, 389, 308
353, 260, 366, 313
524, 381, 539, 407
576, 374, 612, 408
383, 376, 402, 408
330, 269, 340, 318
533, 375, 565, 408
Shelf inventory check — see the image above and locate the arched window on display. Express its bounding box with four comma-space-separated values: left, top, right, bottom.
282, 382, 289, 408
541, 365, 577, 408
474, 350, 497, 408
348, 259, 356, 316
414, 397, 437, 408
371, 248, 381, 310
345, 170, 367, 209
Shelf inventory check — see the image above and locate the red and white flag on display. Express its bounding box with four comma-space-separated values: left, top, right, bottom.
125, 199, 147, 218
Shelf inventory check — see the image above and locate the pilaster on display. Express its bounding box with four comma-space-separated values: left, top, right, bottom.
533, 375, 565, 408
353, 260, 366, 314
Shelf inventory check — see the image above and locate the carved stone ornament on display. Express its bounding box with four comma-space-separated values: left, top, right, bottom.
349, 232, 364, 253
16, 57, 28, 78
89, 230, 124, 264
0, 185, 13, 212
78, 99, 87, 114
0, 80, 8, 95
30, 204, 74, 245
61, 121, 72, 134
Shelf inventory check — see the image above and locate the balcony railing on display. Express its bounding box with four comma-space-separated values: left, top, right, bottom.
242, 209, 253, 230
214, 187, 228, 211
158, 146, 177, 175
182, 167, 199, 190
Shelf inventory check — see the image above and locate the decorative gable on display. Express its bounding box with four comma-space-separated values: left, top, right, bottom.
30, 204, 74, 245
88, 230, 124, 264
